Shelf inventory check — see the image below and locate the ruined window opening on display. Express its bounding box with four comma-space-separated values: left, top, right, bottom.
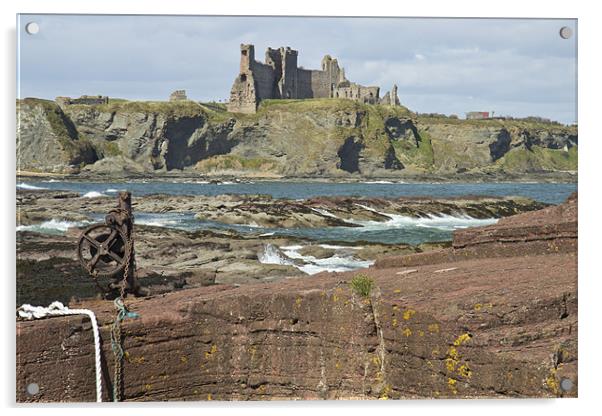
241, 74, 247, 82
242, 50, 248, 56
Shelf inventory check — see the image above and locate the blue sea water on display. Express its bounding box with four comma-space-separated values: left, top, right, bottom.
17, 180, 577, 246
17, 180, 576, 204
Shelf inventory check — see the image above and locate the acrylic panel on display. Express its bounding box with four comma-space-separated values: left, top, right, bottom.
16, 14, 578, 402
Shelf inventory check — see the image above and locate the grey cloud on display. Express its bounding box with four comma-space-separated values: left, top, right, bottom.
18, 15, 576, 123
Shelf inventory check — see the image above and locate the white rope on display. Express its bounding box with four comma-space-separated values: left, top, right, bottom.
17, 301, 103, 402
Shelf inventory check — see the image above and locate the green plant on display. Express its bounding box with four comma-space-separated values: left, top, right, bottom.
350, 274, 375, 298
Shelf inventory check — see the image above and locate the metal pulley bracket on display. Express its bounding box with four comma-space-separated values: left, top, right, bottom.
77, 223, 129, 279
77, 191, 139, 295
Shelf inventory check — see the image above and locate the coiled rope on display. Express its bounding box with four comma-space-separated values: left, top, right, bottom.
17, 301, 103, 402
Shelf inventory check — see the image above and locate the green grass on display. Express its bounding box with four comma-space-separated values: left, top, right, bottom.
350, 274, 375, 298
417, 113, 577, 133
498, 145, 578, 172
196, 155, 278, 172
83, 100, 207, 118
98, 141, 122, 157
18, 98, 96, 163
391, 129, 435, 170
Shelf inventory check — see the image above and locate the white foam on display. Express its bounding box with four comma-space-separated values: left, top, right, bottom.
259, 243, 374, 275
105, 188, 120, 193
280, 244, 304, 251
319, 244, 362, 250
363, 180, 394, 184
136, 216, 180, 228
349, 205, 498, 232
82, 191, 106, 198
258, 244, 295, 266
17, 183, 47, 190
17, 218, 90, 234
310, 207, 340, 219
297, 256, 375, 275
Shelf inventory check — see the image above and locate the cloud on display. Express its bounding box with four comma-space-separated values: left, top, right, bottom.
17, 15, 577, 123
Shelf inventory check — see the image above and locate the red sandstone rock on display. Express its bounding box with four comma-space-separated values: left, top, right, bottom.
16, 195, 578, 402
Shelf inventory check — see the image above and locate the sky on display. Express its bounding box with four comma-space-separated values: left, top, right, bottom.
17, 15, 577, 124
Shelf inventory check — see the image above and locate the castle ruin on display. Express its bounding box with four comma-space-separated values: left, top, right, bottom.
55, 95, 109, 107
227, 44, 400, 113
169, 90, 188, 101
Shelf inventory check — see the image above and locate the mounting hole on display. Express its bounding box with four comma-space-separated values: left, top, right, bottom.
25, 22, 39, 35
559, 26, 573, 40
26, 382, 40, 396
560, 378, 573, 392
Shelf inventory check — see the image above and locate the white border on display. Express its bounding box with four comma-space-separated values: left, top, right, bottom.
2, 1, 600, 415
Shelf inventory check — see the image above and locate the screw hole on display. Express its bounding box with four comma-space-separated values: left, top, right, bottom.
26, 382, 40, 396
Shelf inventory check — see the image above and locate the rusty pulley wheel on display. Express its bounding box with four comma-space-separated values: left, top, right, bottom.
77, 223, 128, 279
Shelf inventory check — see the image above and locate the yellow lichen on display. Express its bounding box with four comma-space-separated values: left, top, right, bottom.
392, 305, 400, 311
453, 333, 472, 346
295, 296, 302, 307
545, 368, 560, 395
418, 330, 425, 337
394, 289, 401, 294
457, 364, 472, 378
145, 384, 152, 391
205, 344, 218, 359
428, 323, 440, 333
447, 378, 458, 394
392, 318, 398, 327
474, 303, 482, 311
448, 346, 459, 360
445, 357, 456, 372
403, 309, 416, 320
402, 327, 412, 337
180, 356, 188, 363
379, 384, 392, 400
207, 393, 212, 401
130, 356, 145, 365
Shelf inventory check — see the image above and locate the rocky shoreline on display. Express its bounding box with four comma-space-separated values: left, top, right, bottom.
17, 188, 548, 307
16, 193, 578, 401
17, 170, 578, 184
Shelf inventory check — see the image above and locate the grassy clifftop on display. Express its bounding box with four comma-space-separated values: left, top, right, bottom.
16, 97, 578, 177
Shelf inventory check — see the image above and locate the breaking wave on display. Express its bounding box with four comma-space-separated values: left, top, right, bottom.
349, 213, 497, 232
82, 191, 107, 198
17, 183, 47, 190
17, 219, 91, 235
258, 243, 374, 275
349, 204, 497, 232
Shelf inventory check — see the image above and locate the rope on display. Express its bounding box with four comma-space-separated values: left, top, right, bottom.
17, 301, 103, 403
110, 297, 139, 402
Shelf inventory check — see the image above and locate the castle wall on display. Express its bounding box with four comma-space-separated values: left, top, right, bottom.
309, 70, 333, 98
250, 62, 276, 101
296, 69, 314, 99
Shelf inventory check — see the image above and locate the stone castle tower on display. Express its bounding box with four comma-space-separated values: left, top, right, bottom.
227, 44, 400, 113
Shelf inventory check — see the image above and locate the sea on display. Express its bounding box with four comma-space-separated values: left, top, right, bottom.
17, 180, 576, 274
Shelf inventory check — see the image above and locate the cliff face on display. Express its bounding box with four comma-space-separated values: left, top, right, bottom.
16, 98, 577, 177
16, 194, 577, 401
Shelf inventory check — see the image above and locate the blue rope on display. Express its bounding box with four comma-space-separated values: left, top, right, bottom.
110, 297, 139, 401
